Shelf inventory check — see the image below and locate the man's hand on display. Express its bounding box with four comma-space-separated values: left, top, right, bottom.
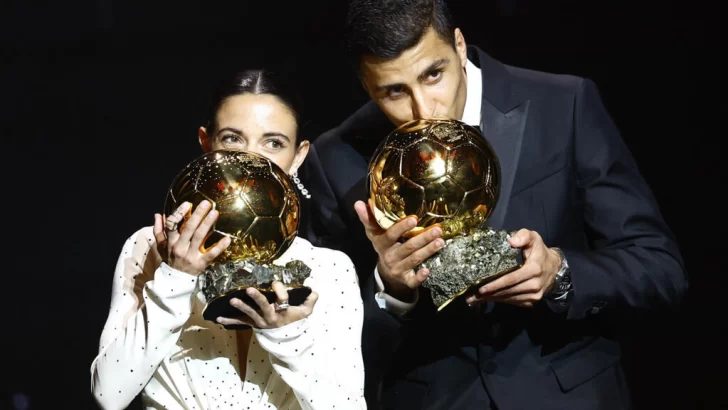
465, 229, 562, 307
354, 200, 444, 301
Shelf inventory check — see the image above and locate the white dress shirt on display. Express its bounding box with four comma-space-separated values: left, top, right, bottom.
374, 58, 483, 315
90, 226, 366, 410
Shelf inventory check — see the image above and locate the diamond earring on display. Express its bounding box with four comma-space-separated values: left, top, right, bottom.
291, 171, 311, 199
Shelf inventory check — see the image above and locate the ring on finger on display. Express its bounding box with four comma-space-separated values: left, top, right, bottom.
165, 218, 179, 231
275, 300, 289, 311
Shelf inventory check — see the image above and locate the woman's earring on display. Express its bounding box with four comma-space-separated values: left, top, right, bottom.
291, 171, 311, 199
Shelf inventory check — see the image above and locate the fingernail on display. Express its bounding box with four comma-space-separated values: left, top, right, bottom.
247, 288, 255, 295
408, 218, 417, 228
479, 286, 487, 294
435, 239, 445, 249
432, 227, 442, 237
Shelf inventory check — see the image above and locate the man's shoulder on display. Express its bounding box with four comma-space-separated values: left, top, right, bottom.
504, 63, 586, 98
312, 101, 391, 155
473, 46, 587, 99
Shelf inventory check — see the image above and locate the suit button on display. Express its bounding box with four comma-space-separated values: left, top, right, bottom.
483, 361, 497, 374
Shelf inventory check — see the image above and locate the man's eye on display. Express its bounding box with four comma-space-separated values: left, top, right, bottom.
427, 70, 442, 81
388, 86, 404, 98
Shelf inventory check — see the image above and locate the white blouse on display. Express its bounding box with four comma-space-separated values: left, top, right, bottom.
90, 226, 366, 410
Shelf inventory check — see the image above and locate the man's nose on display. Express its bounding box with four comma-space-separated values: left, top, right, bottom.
411, 91, 434, 119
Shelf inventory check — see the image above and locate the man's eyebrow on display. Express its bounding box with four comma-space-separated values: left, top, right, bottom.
417, 58, 449, 82
374, 58, 450, 93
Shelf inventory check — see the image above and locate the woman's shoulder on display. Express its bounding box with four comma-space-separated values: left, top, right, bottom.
286, 237, 358, 284
289, 236, 353, 264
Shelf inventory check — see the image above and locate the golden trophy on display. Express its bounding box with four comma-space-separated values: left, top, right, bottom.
163, 150, 311, 328
368, 118, 519, 311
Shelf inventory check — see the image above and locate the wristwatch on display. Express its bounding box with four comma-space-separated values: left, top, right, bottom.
547, 247, 572, 301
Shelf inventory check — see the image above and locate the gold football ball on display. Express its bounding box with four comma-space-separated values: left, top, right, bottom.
367, 117, 500, 240
163, 150, 300, 265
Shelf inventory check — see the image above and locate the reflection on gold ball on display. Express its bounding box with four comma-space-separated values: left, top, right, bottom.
164, 150, 299, 264
367, 117, 500, 240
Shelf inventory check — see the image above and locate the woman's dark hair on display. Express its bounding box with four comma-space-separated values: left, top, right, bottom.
205, 69, 304, 143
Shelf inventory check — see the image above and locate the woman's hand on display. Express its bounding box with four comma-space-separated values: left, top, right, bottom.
153, 200, 231, 276
216, 281, 318, 329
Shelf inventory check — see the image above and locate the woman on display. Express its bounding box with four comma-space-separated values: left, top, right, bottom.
90, 69, 366, 410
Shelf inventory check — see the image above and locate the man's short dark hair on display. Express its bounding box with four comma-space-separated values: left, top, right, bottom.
346, 0, 456, 70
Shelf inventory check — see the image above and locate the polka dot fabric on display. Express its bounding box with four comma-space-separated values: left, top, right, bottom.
90, 226, 366, 409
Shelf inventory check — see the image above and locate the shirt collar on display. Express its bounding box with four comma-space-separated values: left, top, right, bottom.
461, 58, 482, 127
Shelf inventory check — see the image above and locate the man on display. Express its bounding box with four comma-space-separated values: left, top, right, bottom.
301, 1, 687, 409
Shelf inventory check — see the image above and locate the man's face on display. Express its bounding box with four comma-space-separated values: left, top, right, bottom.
360, 27, 469, 127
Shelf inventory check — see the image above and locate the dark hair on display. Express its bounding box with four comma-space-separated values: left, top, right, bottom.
205, 69, 304, 143
346, 0, 455, 71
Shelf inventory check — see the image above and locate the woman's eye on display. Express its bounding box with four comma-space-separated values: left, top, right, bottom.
221, 134, 242, 144
265, 139, 284, 149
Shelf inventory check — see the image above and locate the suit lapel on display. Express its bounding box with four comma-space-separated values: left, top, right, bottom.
481, 100, 528, 230
471, 47, 529, 230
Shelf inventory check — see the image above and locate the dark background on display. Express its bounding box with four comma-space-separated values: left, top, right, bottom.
2, 0, 723, 409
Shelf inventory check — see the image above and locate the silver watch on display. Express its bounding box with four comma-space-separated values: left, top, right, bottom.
548, 247, 571, 300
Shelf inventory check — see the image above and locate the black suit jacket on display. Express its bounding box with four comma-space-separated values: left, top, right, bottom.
300, 46, 687, 410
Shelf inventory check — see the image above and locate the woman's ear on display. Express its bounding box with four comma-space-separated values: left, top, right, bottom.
198, 126, 211, 153
289, 140, 310, 175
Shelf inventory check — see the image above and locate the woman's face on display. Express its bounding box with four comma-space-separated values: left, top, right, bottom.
199, 93, 308, 175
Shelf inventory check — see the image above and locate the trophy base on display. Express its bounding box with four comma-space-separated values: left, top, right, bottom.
198, 257, 313, 330
418, 227, 520, 311
201, 286, 313, 330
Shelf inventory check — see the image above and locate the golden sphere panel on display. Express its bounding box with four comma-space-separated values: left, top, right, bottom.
367, 117, 500, 240
164, 150, 300, 265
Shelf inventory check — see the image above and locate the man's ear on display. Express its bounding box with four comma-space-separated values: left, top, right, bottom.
454, 28, 468, 69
